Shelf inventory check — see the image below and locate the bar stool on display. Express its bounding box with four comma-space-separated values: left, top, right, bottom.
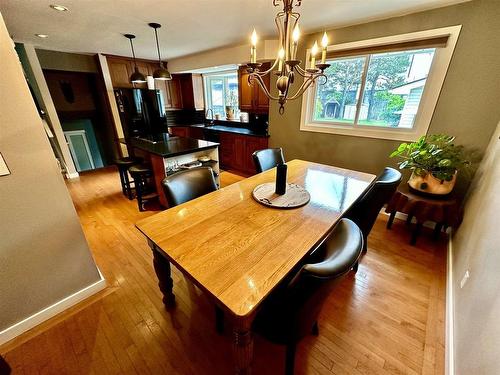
129, 164, 157, 211
114, 157, 142, 199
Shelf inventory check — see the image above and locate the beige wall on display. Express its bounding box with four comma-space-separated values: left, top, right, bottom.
36, 49, 98, 73
451, 122, 499, 374
0, 15, 101, 331
168, 39, 279, 73
268, 0, 500, 196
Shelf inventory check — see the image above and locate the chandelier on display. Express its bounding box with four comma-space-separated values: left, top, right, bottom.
247, 0, 330, 114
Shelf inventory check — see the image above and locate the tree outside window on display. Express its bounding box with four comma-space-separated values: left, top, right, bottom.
313, 48, 436, 129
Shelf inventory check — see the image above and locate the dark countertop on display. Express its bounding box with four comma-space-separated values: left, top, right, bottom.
168, 123, 269, 138
120, 135, 219, 158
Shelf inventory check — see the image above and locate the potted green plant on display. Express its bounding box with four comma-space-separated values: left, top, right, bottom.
390, 134, 470, 195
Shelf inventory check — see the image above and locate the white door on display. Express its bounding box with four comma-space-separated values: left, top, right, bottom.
64, 130, 95, 172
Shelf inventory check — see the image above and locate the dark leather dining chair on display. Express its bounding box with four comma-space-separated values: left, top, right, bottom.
252, 148, 285, 173
161, 167, 218, 207
253, 218, 363, 375
343, 167, 402, 252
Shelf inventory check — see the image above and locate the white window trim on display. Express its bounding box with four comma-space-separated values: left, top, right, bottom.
203, 70, 238, 112
300, 25, 462, 141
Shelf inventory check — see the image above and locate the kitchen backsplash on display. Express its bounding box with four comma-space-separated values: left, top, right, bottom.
166, 109, 205, 125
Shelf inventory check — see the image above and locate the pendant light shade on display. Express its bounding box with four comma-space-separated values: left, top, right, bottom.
124, 34, 146, 83
149, 23, 172, 81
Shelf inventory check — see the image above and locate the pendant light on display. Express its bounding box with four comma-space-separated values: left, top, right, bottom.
124, 34, 146, 83
149, 23, 172, 81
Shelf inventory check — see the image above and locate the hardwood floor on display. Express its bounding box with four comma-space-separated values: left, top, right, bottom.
0, 167, 446, 375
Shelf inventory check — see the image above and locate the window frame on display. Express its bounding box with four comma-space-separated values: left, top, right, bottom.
203, 70, 239, 118
300, 26, 462, 141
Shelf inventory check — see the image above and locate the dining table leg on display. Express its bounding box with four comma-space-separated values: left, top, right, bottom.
148, 240, 176, 308
232, 317, 254, 374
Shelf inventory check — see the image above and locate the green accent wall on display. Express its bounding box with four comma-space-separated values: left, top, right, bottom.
268, 0, 500, 197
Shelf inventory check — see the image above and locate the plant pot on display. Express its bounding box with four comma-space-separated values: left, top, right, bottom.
225, 106, 235, 120
408, 170, 457, 196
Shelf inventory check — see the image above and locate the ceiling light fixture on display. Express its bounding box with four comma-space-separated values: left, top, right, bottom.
148, 23, 172, 81
124, 34, 147, 84
247, 0, 330, 114
35, 34, 49, 38
49, 4, 68, 11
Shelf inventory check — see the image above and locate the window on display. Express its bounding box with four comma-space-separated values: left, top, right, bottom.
204, 72, 239, 119
301, 26, 462, 141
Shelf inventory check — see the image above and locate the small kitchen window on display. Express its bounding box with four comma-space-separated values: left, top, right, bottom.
300, 26, 462, 141
204, 71, 239, 119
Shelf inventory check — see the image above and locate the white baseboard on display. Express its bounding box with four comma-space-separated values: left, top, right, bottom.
446, 232, 455, 375
0, 269, 106, 346
66, 171, 79, 179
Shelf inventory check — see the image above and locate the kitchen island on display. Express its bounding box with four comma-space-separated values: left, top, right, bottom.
121, 134, 219, 207
168, 123, 269, 175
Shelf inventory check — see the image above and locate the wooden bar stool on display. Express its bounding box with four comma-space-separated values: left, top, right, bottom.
129, 164, 157, 211
114, 157, 142, 199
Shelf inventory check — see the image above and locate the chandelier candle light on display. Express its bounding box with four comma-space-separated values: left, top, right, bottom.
247, 0, 330, 114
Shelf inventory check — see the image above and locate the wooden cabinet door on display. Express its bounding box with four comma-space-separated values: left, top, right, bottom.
255, 63, 271, 113
243, 136, 269, 174
192, 74, 205, 110
167, 78, 183, 109
238, 66, 254, 112
232, 135, 246, 171
188, 127, 204, 140
219, 132, 234, 169
108, 58, 133, 88
169, 127, 189, 138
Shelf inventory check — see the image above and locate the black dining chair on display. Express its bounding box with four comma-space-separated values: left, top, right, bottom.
161, 167, 218, 207
252, 148, 285, 173
253, 218, 363, 375
343, 167, 402, 252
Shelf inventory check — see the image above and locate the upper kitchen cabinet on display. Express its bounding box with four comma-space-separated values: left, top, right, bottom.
177, 73, 205, 110
160, 76, 183, 110
106, 55, 154, 89
238, 62, 271, 114
107, 56, 134, 88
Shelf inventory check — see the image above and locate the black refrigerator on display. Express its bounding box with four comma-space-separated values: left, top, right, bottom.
114, 88, 167, 137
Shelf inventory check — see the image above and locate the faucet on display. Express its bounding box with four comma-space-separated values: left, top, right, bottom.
205, 108, 214, 126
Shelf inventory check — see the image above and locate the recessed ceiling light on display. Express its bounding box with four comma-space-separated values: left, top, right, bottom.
50, 4, 68, 11
35, 34, 49, 38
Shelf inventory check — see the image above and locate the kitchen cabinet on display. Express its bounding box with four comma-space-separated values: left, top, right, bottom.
238, 62, 271, 114
178, 73, 205, 110
163, 77, 183, 110
169, 126, 204, 140
169, 127, 189, 138
106, 56, 197, 111
107, 57, 134, 88
219, 132, 268, 174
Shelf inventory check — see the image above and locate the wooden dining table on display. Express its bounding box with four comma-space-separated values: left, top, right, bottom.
136, 159, 375, 374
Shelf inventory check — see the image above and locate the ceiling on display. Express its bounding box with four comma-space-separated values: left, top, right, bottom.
1, 0, 468, 60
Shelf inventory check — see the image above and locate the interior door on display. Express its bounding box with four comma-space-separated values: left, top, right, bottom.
64, 130, 95, 172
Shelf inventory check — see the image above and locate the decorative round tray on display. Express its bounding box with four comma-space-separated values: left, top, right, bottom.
252, 183, 311, 209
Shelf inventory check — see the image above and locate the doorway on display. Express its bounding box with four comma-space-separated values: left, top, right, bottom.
43, 69, 117, 171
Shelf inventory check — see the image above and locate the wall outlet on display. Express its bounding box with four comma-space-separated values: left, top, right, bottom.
460, 270, 470, 288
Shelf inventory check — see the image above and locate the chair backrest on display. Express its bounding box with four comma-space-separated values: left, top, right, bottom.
344, 167, 402, 239
255, 218, 363, 343
252, 148, 285, 173
161, 167, 217, 207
